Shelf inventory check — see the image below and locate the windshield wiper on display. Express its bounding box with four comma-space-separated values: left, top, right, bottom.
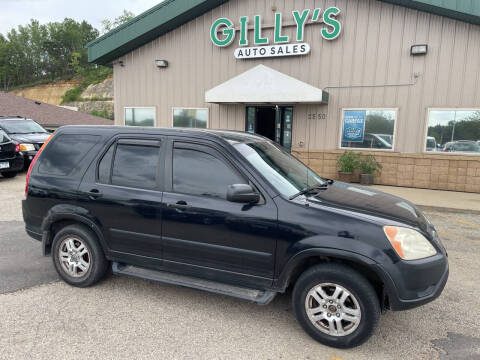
289, 184, 330, 200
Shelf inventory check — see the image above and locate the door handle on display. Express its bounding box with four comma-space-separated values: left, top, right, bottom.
167, 200, 190, 209
87, 189, 102, 199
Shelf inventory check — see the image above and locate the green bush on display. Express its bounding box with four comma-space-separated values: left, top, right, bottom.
337, 150, 360, 173
359, 154, 382, 176
90, 108, 111, 120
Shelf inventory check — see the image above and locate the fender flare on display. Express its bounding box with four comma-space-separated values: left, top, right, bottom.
273, 247, 396, 298
41, 205, 107, 255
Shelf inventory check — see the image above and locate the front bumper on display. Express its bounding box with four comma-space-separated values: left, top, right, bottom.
375, 251, 449, 311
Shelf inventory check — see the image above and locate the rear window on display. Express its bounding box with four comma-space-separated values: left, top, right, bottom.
38, 134, 100, 176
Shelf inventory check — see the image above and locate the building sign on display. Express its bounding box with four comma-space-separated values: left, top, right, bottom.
210, 8, 341, 59
342, 110, 366, 142
234, 43, 310, 59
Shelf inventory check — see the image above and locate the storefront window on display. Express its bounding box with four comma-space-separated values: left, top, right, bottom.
173, 108, 208, 128
340, 109, 396, 150
426, 110, 480, 154
125, 107, 155, 127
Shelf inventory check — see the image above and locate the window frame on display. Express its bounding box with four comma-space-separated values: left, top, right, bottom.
423, 108, 480, 156
124, 106, 157, 127
95, 136, 164, 191
171, 107, 209, 129
338, 107, 399, 152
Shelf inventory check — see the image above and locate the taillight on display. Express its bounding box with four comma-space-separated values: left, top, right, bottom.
15, 143, 20, 152
25, 134, 54, 197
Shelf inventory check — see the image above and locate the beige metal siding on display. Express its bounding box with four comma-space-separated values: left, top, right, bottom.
113, 0, 480, 153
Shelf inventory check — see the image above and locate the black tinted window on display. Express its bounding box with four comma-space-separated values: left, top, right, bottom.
173, 147, 246, 199
111, 144, 160, 189
38, 134, 100, 176
97, 144, 115, 184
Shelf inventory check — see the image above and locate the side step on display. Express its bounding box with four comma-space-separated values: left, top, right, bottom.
112, 262, 277, 305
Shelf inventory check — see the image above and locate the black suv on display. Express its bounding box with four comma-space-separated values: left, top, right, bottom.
22, 126, 449, 348
0, 116, 51, 167
0, 129, 24, 178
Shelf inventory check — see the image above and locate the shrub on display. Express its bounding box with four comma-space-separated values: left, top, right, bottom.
337, 150, 360, 173
359, 154, 382, 176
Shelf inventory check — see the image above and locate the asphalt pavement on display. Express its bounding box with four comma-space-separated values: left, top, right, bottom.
1, 173, 479, 360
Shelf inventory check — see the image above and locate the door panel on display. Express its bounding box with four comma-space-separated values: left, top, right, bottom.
78, 136, 165, 263
162, 140, 278, 288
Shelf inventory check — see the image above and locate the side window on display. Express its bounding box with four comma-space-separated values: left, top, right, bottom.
173, 146, 246, 199
111, 143, 160, 190
97, 143, 115, 184
38, 134, 100, 176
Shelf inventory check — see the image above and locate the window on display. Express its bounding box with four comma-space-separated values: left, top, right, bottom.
125, 108, 155, 127
111, 144, 160, 189
173, 146, 246, 199
0, 130, 9, 143
0, 119, 47, 134
38, 134, 100, 176
340, 109, 396, 150
172, 108, 208, 128
97, 144, 115, 184
426, 109, 480, 154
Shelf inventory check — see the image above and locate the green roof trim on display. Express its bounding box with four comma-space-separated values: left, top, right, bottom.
378, 0, 480, 25
86, 0, 229, 65
87, 0, 480, 65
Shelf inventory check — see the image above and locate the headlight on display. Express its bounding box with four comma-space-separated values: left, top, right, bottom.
383, 226, 437, 260
19, 143, 35, 151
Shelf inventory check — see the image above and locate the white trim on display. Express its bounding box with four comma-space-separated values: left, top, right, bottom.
172, 107, 210, 128
423, 107, 480, 156
124, 106, 157, 127
339, 108, 399, 152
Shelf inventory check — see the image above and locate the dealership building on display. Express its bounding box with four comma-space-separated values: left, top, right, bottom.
87, 0, 480, 192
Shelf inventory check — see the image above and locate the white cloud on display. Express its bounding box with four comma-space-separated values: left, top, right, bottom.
0, 0, 162, 36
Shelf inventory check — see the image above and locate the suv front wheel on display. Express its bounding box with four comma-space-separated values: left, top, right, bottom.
293, 263, 380, 348
52, 224, 109, 287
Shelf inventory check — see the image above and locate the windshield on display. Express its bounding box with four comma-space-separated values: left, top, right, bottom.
234, 141, 326, 198
0, 120, 47, 134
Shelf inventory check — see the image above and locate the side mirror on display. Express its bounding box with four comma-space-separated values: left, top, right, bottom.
227, 184, 260, 204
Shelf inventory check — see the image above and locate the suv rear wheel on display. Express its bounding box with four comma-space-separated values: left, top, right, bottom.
292, 263, 380, 348
52, 224, 109, 287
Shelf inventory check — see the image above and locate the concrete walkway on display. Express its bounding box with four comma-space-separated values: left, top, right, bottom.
372, 185, 480, 212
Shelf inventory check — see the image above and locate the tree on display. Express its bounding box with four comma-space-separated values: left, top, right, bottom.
101, 10, 135, 34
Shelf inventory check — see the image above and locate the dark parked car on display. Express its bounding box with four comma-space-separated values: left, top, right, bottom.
0, 116, 51, 167
23, 126, 449, 348
0, 129, 24, 178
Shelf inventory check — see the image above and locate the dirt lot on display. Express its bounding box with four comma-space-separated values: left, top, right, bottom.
1, 173, 479, 360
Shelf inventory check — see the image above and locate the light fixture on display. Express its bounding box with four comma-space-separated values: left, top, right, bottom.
155, 60, 169, 68
411, 44, 428, 56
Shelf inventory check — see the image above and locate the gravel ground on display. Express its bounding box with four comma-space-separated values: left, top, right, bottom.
1, 174, 479, 360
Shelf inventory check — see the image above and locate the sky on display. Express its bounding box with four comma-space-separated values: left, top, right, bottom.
0, 0, 162, 35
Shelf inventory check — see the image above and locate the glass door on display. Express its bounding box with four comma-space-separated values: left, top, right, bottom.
245, 106, 293, 152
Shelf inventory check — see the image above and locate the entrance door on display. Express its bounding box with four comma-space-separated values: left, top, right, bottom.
246, 106, 293, 151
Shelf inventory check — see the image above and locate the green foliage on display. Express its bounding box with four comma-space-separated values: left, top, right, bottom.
101, 10, 135, 34
359, 154, 382, 176
337, 150, 360, 173
0, 11, 133, 91
91, 108, 111, 120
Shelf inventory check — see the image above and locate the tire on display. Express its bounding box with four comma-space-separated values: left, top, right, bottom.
1, 172, 17, 178
52, 224, 109, 287
292, 263, 380, 349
